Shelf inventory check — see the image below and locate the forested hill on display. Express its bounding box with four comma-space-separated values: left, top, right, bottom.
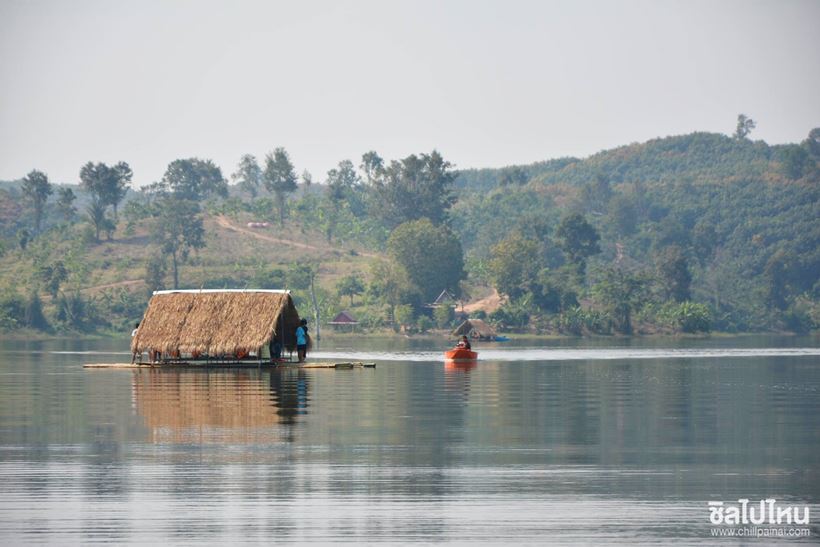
455, 132, 813, 192
451, 130, 820, 332
0, 127, 818, 336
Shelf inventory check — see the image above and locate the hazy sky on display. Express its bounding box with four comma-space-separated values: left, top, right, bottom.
1, 0, 819, 186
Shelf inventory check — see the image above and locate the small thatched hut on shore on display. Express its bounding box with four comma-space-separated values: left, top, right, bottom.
452, 318, 497, 341
131, 289, 301, 362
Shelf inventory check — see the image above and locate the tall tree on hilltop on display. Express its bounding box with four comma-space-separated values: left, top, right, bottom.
734, 114, 756, 140
369, 150, 456, 229
263, 147, 297, 225
21, 170, 52, 234
161, 158, 228, 201
231, 154, 262, 198
150, 197, 205, 290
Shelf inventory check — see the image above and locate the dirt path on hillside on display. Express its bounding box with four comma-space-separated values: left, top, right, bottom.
214, 215, 379, 258
79, 279, 145, 293
462, 288, 504, 314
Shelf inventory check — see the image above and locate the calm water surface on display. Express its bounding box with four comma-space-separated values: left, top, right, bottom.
1, 335, 818, 545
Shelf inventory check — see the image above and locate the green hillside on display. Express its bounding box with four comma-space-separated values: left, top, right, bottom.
1, 128, 818, 336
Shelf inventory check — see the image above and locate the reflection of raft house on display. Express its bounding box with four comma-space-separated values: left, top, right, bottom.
452, 318, 497, 341
131, 289, 302, 364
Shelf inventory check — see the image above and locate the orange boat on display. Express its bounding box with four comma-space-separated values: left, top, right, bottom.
444, 348, 478, 361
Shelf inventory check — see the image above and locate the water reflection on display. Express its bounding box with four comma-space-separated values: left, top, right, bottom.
0, 336, 818, 544
132, 368, 310, 444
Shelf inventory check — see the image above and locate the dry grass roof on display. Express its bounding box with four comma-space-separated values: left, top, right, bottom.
452, 318, 496, 339
131, 290, 301, 355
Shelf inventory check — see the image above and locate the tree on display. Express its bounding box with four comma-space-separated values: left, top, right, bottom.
394, 304, 415, 332
37, 260, 68, 298
764, 249, 794, 310
144, 255, 167, 295
17, 229, 30, 250
369, 150, 456, 228
779, 145, 810, 180
488, 233, 540, 299
86, 199, 109, 242
656, 245, 692, 302
301, 170, 313, 188
692, 220, 717, 266
535, 265, 580, 313
499, 166, 528, 186
607, 193, 637, 236
360, 151, 384, 186
150, 197, 205, 289
21, 170, 52, 234
593, 267, 651, 334
326, 159, 359, 202
433, 304, 453, 328
56, 187, 77, 222
263, 148, 298, 225
79, 161, 107, 202
161, 158, 228, 202
323, 159, 360, 241
805, 128, 820, 157
24, 291, 49, 330
336, 274, 364, 306
108, 162, 132, 220
387, 218, 466, 303
556, 213, 601, 276
734, 114, 756, 140
580, 173, 612, 214
368, 260, 420, 324
79, 161, 132, 220
231, 154, 262, 198
287, 261, 321, 341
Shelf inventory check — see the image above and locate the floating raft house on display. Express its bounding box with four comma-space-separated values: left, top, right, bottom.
131, 289, 301, 365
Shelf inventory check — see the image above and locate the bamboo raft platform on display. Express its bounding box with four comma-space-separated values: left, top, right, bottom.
84, 361, 376, 370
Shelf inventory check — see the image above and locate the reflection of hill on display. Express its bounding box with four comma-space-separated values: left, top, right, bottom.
132, 369, 309, 444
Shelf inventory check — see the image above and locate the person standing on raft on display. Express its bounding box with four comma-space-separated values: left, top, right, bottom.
295, 319, 309, 363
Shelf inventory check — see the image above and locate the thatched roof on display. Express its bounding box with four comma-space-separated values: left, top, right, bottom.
452, 318, 496, 339
131, 289, 301, 356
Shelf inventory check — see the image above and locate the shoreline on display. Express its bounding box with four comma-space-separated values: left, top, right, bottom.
1, 327, 815, 344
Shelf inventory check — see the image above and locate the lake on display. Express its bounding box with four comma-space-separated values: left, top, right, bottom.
1, 335, 818, 544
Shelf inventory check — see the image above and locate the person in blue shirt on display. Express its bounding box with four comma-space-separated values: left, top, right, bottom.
295, 319, 308, 363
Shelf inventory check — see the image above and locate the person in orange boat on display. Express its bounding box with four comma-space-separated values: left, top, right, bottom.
456, 335, 471, 350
